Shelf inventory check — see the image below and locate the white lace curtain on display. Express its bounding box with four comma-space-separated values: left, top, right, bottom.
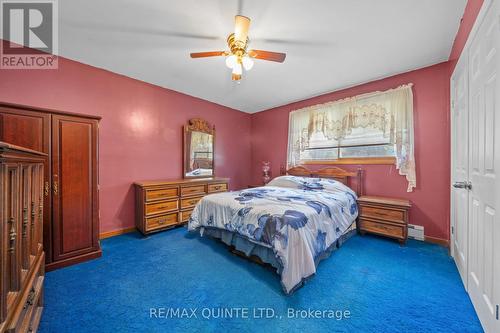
287, 84, 416, 192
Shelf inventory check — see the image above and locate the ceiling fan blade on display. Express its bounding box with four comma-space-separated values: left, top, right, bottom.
248, 50, 286, 63
190, 51, 227, 58
234, 15, 250, 42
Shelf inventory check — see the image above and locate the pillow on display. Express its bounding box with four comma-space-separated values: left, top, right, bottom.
266, 175, 355, 196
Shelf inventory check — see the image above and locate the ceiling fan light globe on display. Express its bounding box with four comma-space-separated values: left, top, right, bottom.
225, 55, 237, 68
232, 63, 243, 75
242, 56, 254, 71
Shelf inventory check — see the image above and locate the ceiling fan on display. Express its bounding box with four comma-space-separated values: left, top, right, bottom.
190, 15, 286, 81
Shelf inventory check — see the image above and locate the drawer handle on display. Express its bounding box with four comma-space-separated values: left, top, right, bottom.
156, 205, 169, 210
23, 287, 36, 309
158, 219, 166, 225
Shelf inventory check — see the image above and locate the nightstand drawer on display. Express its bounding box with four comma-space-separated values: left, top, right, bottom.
360, 205, 405, 222
359, 218, 405, 240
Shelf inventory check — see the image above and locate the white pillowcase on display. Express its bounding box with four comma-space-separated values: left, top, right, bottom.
266, 175, 356, 196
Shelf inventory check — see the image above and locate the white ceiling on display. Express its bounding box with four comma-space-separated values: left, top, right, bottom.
59, 0, 467, 113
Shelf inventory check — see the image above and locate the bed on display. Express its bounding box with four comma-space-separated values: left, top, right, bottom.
188, 166, 363, 294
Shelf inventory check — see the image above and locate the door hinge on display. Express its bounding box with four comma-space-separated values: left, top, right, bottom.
451, 226, 454, 235
496, 304, 499, 320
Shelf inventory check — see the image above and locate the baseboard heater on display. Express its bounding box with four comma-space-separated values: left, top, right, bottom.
408, 224, 425, 241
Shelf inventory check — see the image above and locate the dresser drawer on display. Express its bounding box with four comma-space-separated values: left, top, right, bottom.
8, 257, 43, 332
181, 209, 193, 222
180, 196, 203, 209
145, 187, 178, 202
146, 213, 178, 231
208, 183, 227, 193
359, 218, 405, 239
28, 306, 43, 333
359, 205, 405, 223
145, 199, 178, 216
17, 276, 43, 333
181, 185, 206, 197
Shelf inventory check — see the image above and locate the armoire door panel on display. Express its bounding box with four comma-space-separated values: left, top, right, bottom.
0, 106, 52, 265
52, 115, 99, 261
0, 111, 47, 153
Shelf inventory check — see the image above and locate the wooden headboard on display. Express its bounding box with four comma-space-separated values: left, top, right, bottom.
287, 166, 363, 196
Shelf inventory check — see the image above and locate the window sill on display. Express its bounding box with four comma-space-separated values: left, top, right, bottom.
302, 157, 396, 165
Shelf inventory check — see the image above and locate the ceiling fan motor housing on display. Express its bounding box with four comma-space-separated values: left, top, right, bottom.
227, 33, 249, 58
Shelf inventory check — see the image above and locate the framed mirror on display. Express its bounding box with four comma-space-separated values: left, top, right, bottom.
183, 118, 215, 178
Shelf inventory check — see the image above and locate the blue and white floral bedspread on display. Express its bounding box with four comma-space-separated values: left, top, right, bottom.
188, 176, 358, 294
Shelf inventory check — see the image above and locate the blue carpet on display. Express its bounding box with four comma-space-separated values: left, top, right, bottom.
39, 227, 483, 333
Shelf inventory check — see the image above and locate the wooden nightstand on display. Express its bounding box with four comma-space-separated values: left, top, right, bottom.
357, 196, 411, 245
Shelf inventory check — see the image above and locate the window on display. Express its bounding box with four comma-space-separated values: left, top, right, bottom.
287, 84, 416, 191
299, 126, 395, 162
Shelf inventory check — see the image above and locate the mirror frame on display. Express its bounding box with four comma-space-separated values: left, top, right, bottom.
183, 118, 215, 179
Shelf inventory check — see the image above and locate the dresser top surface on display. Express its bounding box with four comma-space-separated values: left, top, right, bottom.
357, 195, 411, 208
135, 177, 229, 187
0, 141, 47, 156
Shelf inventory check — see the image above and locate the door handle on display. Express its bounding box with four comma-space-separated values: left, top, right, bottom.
453, 181, 472, 190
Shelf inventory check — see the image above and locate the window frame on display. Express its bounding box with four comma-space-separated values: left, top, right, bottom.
299, 137, 396, 165
302, 156, 395, 165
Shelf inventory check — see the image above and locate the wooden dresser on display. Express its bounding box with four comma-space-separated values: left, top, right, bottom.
1, 142, 45, 333
357, 196, 411, 245
135, 178, 229, 235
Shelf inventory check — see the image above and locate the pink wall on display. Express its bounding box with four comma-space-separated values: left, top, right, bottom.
251, 63, 451, 240
449, 0, 484, 72
0, 56, 252, 233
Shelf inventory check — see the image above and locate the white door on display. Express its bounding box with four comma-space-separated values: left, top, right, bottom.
451, 52, 470, 287
467, 1, 500, 331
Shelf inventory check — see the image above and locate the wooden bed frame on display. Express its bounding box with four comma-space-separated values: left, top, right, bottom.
286, 165, 364, 196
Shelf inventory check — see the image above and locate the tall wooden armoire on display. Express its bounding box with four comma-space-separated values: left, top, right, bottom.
0, 103, 101, 270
